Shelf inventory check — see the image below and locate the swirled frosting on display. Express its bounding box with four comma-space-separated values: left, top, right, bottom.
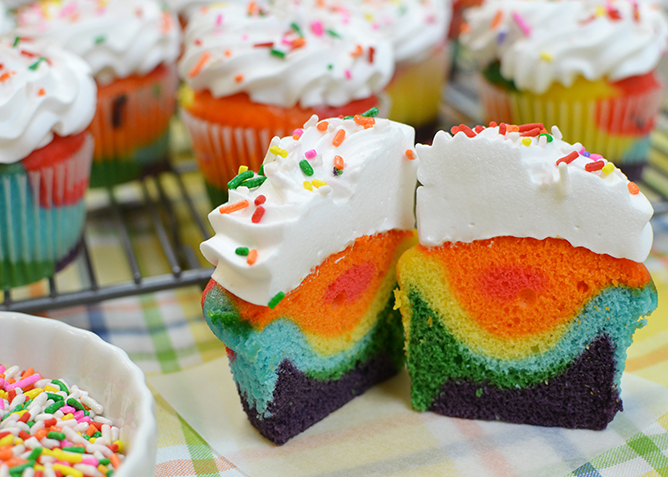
179, 1, 394, 108
0, 39, 97, 164
416, 124, 653, 263
13, 0, 180, 85
201, 113, 417, 306
461, 0, 668, 94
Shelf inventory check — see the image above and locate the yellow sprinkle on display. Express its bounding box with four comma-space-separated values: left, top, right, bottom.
596, 6, 605, 16
14, 438, 23, 446
521, 138, 531, 146
42, 449, 56, 458
54, 449, 83, 464
238, 165, 248, 174
89, 437, 96, 444
52, 464, 83, 477
98, 464, 109, 474
269, 146, 288, 158
0, 434, 14, 446
312, 179, 327, 188
35, 465, 45, 471
25, 388, 44, 399
177, 84, 195, 109
303, 181, 313, 191
540, 52, 552, 62
44, 384, 59, 392
62, 413, 74, 421
0, 390, 6, 399
113, 440, 125, 453
602, 163, 615, 175
392, 288, 403, 310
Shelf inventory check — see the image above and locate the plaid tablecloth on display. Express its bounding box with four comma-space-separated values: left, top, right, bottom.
12, 145, 668, 476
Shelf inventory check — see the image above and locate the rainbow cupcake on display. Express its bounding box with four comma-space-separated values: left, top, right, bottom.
200, 111, 418, 444
396, 123, 657, 429
460, 0, 668, 180
13, 0, 181, 187
0, 40, 96, 289
178, 1, 394, 206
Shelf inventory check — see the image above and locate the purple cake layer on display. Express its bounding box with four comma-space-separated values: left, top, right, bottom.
239, 353, 399, 445
429, 335, 622, 430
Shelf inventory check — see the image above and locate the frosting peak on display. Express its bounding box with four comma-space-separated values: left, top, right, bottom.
201, 111, 417, 306
416, 123, 653, 262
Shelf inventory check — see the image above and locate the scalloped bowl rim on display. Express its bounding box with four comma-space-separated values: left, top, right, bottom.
0, 311, 156, 477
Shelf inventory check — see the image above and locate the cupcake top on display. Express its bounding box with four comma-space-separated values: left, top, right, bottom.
0, 39, 97, 164
13, 0, 181, 85
179, 1, 394, 108
416, 123, 653, 263
299, 0, 451, 64
461, 0, 668, 94
201, 110, 417, 307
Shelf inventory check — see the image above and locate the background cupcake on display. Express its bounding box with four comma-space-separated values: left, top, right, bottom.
461, 0, 668, 180
0, 40, 96, 289
13, 0, 181, 187
178, 1, 394, 206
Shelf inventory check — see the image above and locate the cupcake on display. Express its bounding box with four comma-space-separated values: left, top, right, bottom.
461, 0, 668, 180
178, 1, 394, 206
200, 111, 418, 444
13, 0, 181, 187
0, 40, 96, 289
396, 122, 657, 429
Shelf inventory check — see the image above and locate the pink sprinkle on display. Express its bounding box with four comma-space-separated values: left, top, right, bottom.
282, 37, 293, 46
77, 416, 91, 424
60, 405, 76, 414
0, 365, 5, 373
305, 149, 317, 160
63, 439, 73, 447
242, 34, 248, 41
73, 410, 85, 419
579, 147, 586, 154
82, 458, 98, 466
590, 153, 603, 160
0, 378, 5, 389
4, 373, 41, 391
0, 400, 4, 411
512, 11, 531, 36
311, 21, 324, 36
345, 69, 352, 79
292, 128, 304, 137
216, 13, 223, 26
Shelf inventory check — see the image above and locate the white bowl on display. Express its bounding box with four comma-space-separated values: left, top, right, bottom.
0, 311, 157, 477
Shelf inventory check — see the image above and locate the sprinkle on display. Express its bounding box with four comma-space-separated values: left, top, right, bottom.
38, 88, 46, 96
13, 37, 20, 47
354, 115, 375, 128
520, 128, 541, 137
312, 179, 327, 188
368, 46, 375, 63
522, 138, 532, 146
238, 165, 249, 174
332, 129, 346, 146
497, 31, 507, 44
540, 52, 552, 62
95, 36, 105, 44
351, 45, 363, 57
291, 38, 306, 49
334, 155, 345, 170
219, 200, 250, 214
405, 150, 416, 160
602, 163, 615, 175
270, 49, 286, 58
28, 57, 46, 71
268, 292, 285, 309
474, 125, 485, 133
290, 22, 303, 36
499, 123, 507, 135
556, 151, 579, 165
188, 52, 210, 78
489, 121, 498, 128
311, 21, 324, 36
512, 11, 531, 36
583, 151, 591, 158
304, 149, 317, 160
539, 133, 553, 143
361, 107, 379, 118
259, 164, 265, 176
551, 125, 563, 141
590, 153, 603, 160
585, 161, 605, 172
458, 124, 476, 138
228, 170, 255, 189
247, 249, 258, 265
317, 121, 329, 131
628, 182, 640, 195
269, 146, 288, 157
303, 181, 313, 191
326, 29, 342, 38
253, 41, 274, 48
252, 206, 265, 223
254, 195, 266, 206
239, 176, 267, 189
299, 160, 314, 176
344, 69, 352, 79
235, 74, 244, 83
491, 10, 503, 28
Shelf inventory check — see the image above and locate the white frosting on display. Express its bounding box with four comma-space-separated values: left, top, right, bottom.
201, 113, 417, 306
163, 0, 216, 18
0, 2, 13, 35
416, 125, 653, 263
297, 0, 451, 64
179, 1, 394, 108
0, 40, 97, 164
461, 0, 668, 94
13, 0, 181, 85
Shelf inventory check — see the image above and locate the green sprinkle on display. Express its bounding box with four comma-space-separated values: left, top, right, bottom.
258, 164, 265, 176
270, 48, 286, 58
84, 410, 90, 417
83, 434, 91, 441
239, 176, 267, 189
13, 36, 20, 47
326, 29, 341, 38
327, 64, 333, 70
28, 57, 46, 71
26, 421, 34, 428
46, 392, 63, 402
539, 133, 553, 143
334, 167, 343, 176
62, 446, 85, 453
93, 431, 102, 438
67, 398, 85, 412
9, 462, 33, 476
235, 247, 249, 256
299, 160, 314, 176
361, 107, 379, 118
28, 448, 42, 460
95, 35, 106, 44
343, 115, 354, 120
47, 431, 66, 441
107, 469, 115, 476
44, 400, 65, 414
228, 170, 254, 189
52, 379, 69, 394
290, 22, 302, 36
268, 292, 285, 309
99, 458, 111, 466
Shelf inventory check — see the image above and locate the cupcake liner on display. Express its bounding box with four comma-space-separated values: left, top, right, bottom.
89, 63, 178, 188
478, 76, 664, 171
0, 134, 93, 289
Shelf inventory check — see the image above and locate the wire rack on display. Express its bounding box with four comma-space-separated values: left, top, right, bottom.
3, 77, 668, 314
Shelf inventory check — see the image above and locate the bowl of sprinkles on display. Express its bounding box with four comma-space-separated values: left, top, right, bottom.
0, 312, 157, 477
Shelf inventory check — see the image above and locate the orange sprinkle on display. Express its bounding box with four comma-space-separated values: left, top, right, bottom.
293, 134, 301, 140
628, 182, 640, 195
354, 115, 375, 127
0, 446, 12, 461
247, 249, 258, 265
317, 121, 329, 131
491, 10, 503, 28
224, 49, 232, 57
235, 74, 244, 83
86, 424, 97, 436
332, 129, 346, 147
109, 453, 122, 470
460, 22, 471, 34
0, 72, 11, 82
334, 155, 344, 170
405, 149, 416, 160
38, 88, 45, 96
508, 125, 520, 133
188, 51, 211, 78
219, 200, 249, 215
350, 44, 363, 57
21, 368, 34, 379
292, 38, 306, 49
4, 458, 27, 468
34, 429, 48, 441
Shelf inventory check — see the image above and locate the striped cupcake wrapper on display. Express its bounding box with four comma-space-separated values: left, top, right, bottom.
0, 134, 94, 289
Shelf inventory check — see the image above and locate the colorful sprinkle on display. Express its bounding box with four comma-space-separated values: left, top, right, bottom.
405, 150, 416, 160
312, 179, 327, 188
522, 138, 532, 146
188, 52, 210, 78
540, 52, 553, 62
491, 10, 503, 28
311, 21, 324, 36
239, 176, 267, 189
235, 74, 244, 83
628, 182, 640, 195
299, 160, 314, 176
585, 161, 605, 172
512, 11, 531, 36
317, 121, 329, 131
268, 292, 285, 309
235, 247, 249, 257
334, 155, 345, 170
219, 200, 250, 214
332, 129, 346, 147
602, 163, 615, 175
247, 249, 258, 265
539, 133, 553, 143
304, 149, 317, 160
254, 195, 266, 206
252, 206, 265, 223
303, 181, 314, 191
556, 151, 579, 165
28, 57, 46, 71
361, 107, 379, 118
238, 165, 249, 174
270, 49, 286, 58
269, 146, 288, 158
228, 170, 255, 189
